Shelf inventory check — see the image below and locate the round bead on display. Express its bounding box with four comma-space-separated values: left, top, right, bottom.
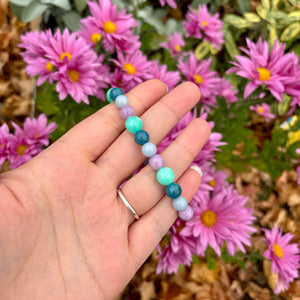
120, 105, 135, 120
178, 205, 194, 221
134, 130, 149, 145
125, 116, 143, 133
149, 154, 164, 170
156, 167, 175, 185
106, 88, 114, 103
172, 196, 188, 211
166, 183, 182, 199
110, 87, 124, 100
115, 95, 129, 108
142, 142, 157, 157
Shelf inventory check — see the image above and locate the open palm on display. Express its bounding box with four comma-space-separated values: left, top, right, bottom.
0, 80, 210, 300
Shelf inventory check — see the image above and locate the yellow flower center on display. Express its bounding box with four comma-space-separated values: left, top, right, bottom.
201, 210, 216, 227
257, 67, 271, 81
46, 62, 54, 72
273, 243, 283, 258
201, 21, 207, 26
68, 70, 79, 82
91, 33, 102, 43
17, 144, 28, 155
59, 52, 72, 61
174, 45, 181, 52
194, 74, 204, 84
0, 144, 5, 148
123, 63, 136, 74
208, 179, 216, 187
257, 106, 264, 114
103, 21, 117, 34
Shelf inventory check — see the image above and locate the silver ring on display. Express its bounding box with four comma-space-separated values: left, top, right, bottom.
117, 189, 140, 220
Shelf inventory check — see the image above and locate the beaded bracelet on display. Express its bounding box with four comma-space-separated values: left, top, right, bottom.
106, 87, 194, 221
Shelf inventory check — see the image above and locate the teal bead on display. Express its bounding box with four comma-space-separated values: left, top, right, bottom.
125, 116, 143, 134
106, 88, 114, 103
156, 167, 175, 185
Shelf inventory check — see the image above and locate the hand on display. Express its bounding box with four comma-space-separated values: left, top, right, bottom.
0, 80, 210, 300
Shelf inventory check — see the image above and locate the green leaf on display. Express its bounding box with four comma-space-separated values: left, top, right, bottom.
244, 12, 261, 23
237, 0, 250, 13
280, 22, 300, 42
62, 11, 82, 31
206, 256, 217, 270
271, 0, 280, 10
74, 0, 87, 12
268, 24, 278, 46
261, 0, 270, 10
256, 4, 267, 20
277, 93, 292, 116
41, 0, 71, 10
9, 2, 48, 22
9, 0, 34, 6
192, 255, 201, 265
223, 29, 240, 59
194, 42, 210, 60
224, 14, 252, 28
286, 11, 300, 23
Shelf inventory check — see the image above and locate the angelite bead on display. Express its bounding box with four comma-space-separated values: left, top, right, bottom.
166, 182, 182, 199
115, 95, 129, 108
106, 88, 114, 103
149, 154, 164, 170
125, 116, 143, 133
110, 87, 124, 101
172, 196, 188, 211
120, 105, 135, 120
156, 167, 175, 185
134, 130, 149, 145
178, 205, 194, 221
142, 142, 157, 157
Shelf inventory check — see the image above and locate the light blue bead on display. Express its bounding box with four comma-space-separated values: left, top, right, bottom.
115, 95, 129, 108
172, 196, 188, 211
142, 142, 157, 157
156, 167, 175, 185
125, 116, 143, 133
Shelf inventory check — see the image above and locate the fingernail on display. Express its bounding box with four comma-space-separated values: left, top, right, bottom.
164, 83, 169, 93
189, 165, 203, 177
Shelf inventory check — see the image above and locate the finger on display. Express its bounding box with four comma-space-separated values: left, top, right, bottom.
128, 167, 202, 268
97, 82, 201, 184
119, 117, 210, 224
55, 79, 168, 161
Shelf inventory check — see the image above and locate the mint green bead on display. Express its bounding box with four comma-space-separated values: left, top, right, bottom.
125, 116, 143, 133
156, 167, 175, 185
106, 88, 114, 103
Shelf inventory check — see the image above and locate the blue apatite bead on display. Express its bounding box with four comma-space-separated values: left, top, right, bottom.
142, 142, 157, 157
115, 95, 129, 108
156, 167, 175, 185
125, 116, 143, 134
166, 183, 182, 199
110, 87, 124, 101
134, 130, 149, 145
172, 196, 188, 211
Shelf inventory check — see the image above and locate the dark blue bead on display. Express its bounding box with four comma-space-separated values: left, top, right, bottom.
166, 183, 182, 199
134, 130, 149, 145
110, 87, 124, 100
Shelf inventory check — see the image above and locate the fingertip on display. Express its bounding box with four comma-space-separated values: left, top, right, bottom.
179, 81, 201, 102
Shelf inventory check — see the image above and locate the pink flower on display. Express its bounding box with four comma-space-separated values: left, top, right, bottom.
160, 32, 185, 56
148, 60, 181, 91
82, 0, 138, 53
183, 5, 224, 50
181, 186, 255, 256
23, 114, 57, 147
218, 78, 238, 105
178, 54, 221, 108
111, 51, 152, 91
0, 123, 10, 169
159, 0, 177, 9
262, 225, 300, 293
250, 103, 276, 122
227, 38, 299, 102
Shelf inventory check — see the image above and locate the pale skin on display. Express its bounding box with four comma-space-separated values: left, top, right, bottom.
0, 80, 211, 300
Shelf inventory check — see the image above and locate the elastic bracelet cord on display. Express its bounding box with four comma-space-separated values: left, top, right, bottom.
106, 87, 194, 221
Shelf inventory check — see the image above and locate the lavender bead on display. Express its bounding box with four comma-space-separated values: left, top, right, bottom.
120, 105, 135, 120
178, 205, 194, 221
149, 154, 164, 170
